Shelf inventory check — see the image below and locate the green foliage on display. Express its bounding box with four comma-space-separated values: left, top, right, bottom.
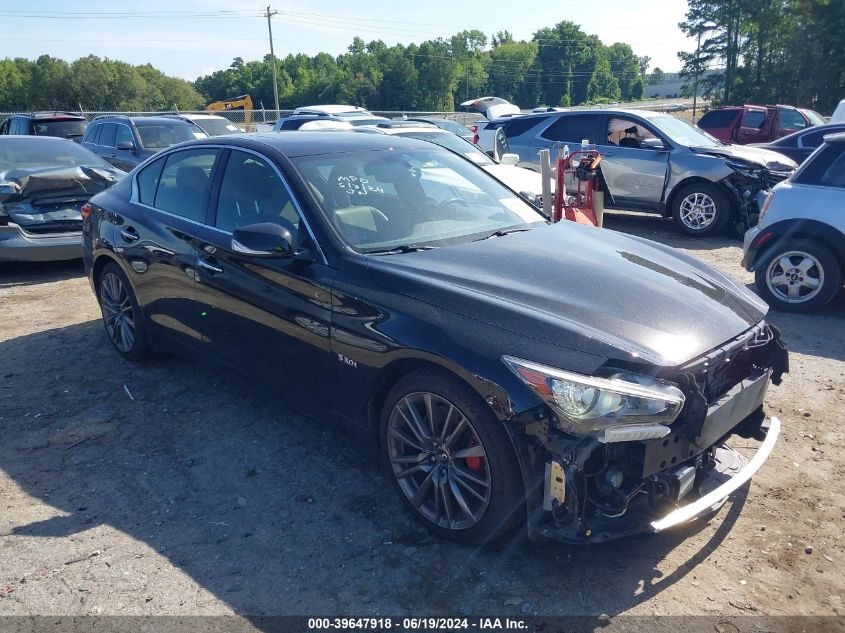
678, 0, 843, 112
0, 55, 204, 112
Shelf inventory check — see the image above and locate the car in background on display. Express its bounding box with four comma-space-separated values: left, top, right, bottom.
0, 112, 88, 142
358, 121, 551, 206
697, 105, 823, 145
832, 99, 845, 123
404, 117, 473, 141
749, 122, 845, 164
0, 136, 124, 261
461, 96, 524, 156
81, 115, 208, 171
501, 108, 797, 236
165, 113, 242, 136
273, 114, 357, 131
291, 105, 389, 127
743, 132, 845, 313
83, 131, 787, 545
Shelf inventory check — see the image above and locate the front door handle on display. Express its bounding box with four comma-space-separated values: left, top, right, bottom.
120, 227, 139, 242
198, 258, 223, 274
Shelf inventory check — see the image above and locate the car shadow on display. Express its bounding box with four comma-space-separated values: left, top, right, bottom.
1, 321, 756, 621
603, 211, 742, 251
0, 259, 85, 288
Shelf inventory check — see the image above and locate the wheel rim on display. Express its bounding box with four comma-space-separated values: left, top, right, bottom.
765, 250, 824, 304
100, 272, 135, 352
387, 392, 491, 531
679, 192, 717, 230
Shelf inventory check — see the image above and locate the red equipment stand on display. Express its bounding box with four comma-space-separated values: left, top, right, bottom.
552, 149, 602, 227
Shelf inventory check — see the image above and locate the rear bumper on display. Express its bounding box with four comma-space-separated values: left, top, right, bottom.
0, 224, 82, 262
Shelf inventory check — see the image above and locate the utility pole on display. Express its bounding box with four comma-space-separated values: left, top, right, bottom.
265, 5, 280, 114
692, 30, 702, 119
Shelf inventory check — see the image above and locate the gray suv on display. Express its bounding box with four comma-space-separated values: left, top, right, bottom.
81, 115, 207, 171
503, 109, 798, 235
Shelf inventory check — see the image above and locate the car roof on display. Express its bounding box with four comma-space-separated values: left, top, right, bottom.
372, 126, 447, 135
19, 112, 85, 119
0, 135, 78, 142
93, 115, 197, 125
513, 108, 664, 122
198, 131, 433, 157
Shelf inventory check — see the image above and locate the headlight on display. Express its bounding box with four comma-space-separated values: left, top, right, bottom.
503, 356, 685, 438
725, 159, 764, 180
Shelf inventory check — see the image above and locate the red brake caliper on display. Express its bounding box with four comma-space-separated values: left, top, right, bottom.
464, 434, 485, 473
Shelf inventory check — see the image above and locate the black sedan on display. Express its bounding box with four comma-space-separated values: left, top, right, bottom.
751, 122, 845, 164
83, 132, 788, 544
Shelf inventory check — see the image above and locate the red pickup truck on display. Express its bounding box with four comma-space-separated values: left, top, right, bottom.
697, 104, 825, 144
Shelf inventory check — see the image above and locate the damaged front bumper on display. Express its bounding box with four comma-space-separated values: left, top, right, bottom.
0, 223, 82, 262
515, 322, 788, 544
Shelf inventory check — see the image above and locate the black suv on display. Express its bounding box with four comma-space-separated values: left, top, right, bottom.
81, 115, 207, 171
0, 112, 88, 142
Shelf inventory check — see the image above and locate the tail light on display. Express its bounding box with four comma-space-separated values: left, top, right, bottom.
758, 191, 775, 223
80, 203, 93, 221
471, 126, 479, 145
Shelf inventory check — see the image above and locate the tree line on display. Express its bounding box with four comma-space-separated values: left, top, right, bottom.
195, 22, 650, 111
0, 55, 205, 112
679, 0, 844, 112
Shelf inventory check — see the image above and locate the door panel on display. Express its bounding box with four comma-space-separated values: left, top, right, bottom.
599, 117, 669, 208
192, 149, 336, 398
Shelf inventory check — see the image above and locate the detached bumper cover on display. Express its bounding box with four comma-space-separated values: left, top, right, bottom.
651, 416, 780, 531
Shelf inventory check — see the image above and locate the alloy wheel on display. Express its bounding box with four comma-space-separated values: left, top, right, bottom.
765, 250, 824, 304
679, 192, 717, 230
386, 392, 491, 530
100, 272, 136, 352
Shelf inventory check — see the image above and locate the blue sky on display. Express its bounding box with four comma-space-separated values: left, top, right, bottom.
3, 1, 693, 80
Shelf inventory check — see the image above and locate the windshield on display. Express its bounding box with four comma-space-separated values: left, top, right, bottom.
395, 131, 494, 166
801, 109, 827, 126
649, 115, 722, 148
292, 147, 545, 252
32, 119, 87, 139
136, 123, 207, 148
194, 118, 241, 136
0, 138, 112, 171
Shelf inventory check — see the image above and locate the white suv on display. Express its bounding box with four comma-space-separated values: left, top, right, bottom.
743, 132, 845, 312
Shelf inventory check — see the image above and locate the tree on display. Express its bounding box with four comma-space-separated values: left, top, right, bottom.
649, 67, 666, 84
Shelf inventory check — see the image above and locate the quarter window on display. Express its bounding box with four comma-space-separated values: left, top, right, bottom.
215, 150, 300, 240
83, 124, 99, 144
152, 149, 218, 222
136, 157, 165, 205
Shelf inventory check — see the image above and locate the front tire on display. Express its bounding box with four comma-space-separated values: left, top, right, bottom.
754, 240, 841, 313
98, 262, 150, 361
379, 368, 524, 544
671, 182, 732, 236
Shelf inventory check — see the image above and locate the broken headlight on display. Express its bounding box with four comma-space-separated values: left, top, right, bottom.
503, 356, 685, 438
725, 159, 764, 180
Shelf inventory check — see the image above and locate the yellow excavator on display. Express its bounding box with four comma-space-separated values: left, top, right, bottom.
205, 95, 254, 131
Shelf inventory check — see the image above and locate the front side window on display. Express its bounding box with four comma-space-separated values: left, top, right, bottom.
292, 147, 545, 252
215, 150, 300, 239
606, 118, 661, 149
115, 125, 134, 147
779, 108, 807, 130
741, 110, 766, 129
151, 149, 218, 222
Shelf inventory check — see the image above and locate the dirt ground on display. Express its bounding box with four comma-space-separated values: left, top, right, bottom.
1, 211, 844, 622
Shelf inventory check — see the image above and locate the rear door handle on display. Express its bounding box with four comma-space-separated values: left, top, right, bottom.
120, 227, 139, 242
198, 258, 223, 274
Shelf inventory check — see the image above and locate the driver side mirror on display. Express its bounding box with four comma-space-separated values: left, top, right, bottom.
640, 138, 667, 150
500, 153, 520, 166
116, 141, 136, 151
232, 222, 295, 258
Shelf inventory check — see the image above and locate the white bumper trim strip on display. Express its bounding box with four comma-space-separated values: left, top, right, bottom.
651, 416, 780, 532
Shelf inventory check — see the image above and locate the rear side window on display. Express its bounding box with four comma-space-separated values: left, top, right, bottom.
151, 149, 219, 222
795, 144, 845, 187
699, 109, 740, 128
741, 110, 766, 129
541, 114, 602, 144
136, 157, 165, 205
502, 116, 549, 137
98, 123, 117, 148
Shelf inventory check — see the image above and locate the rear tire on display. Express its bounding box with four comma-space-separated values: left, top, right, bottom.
98, 262, 150, 361
379, 368, 525, 544
671, 182, 732, 236
754, 240, 841, 313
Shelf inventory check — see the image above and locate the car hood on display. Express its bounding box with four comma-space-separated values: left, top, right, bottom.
367, 223, 768, 367
692, 144, 797, 171
0, 165, 124, 228
483, 164, 550, 197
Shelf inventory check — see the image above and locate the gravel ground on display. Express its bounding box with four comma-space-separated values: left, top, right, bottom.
1, 211, 844, 620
